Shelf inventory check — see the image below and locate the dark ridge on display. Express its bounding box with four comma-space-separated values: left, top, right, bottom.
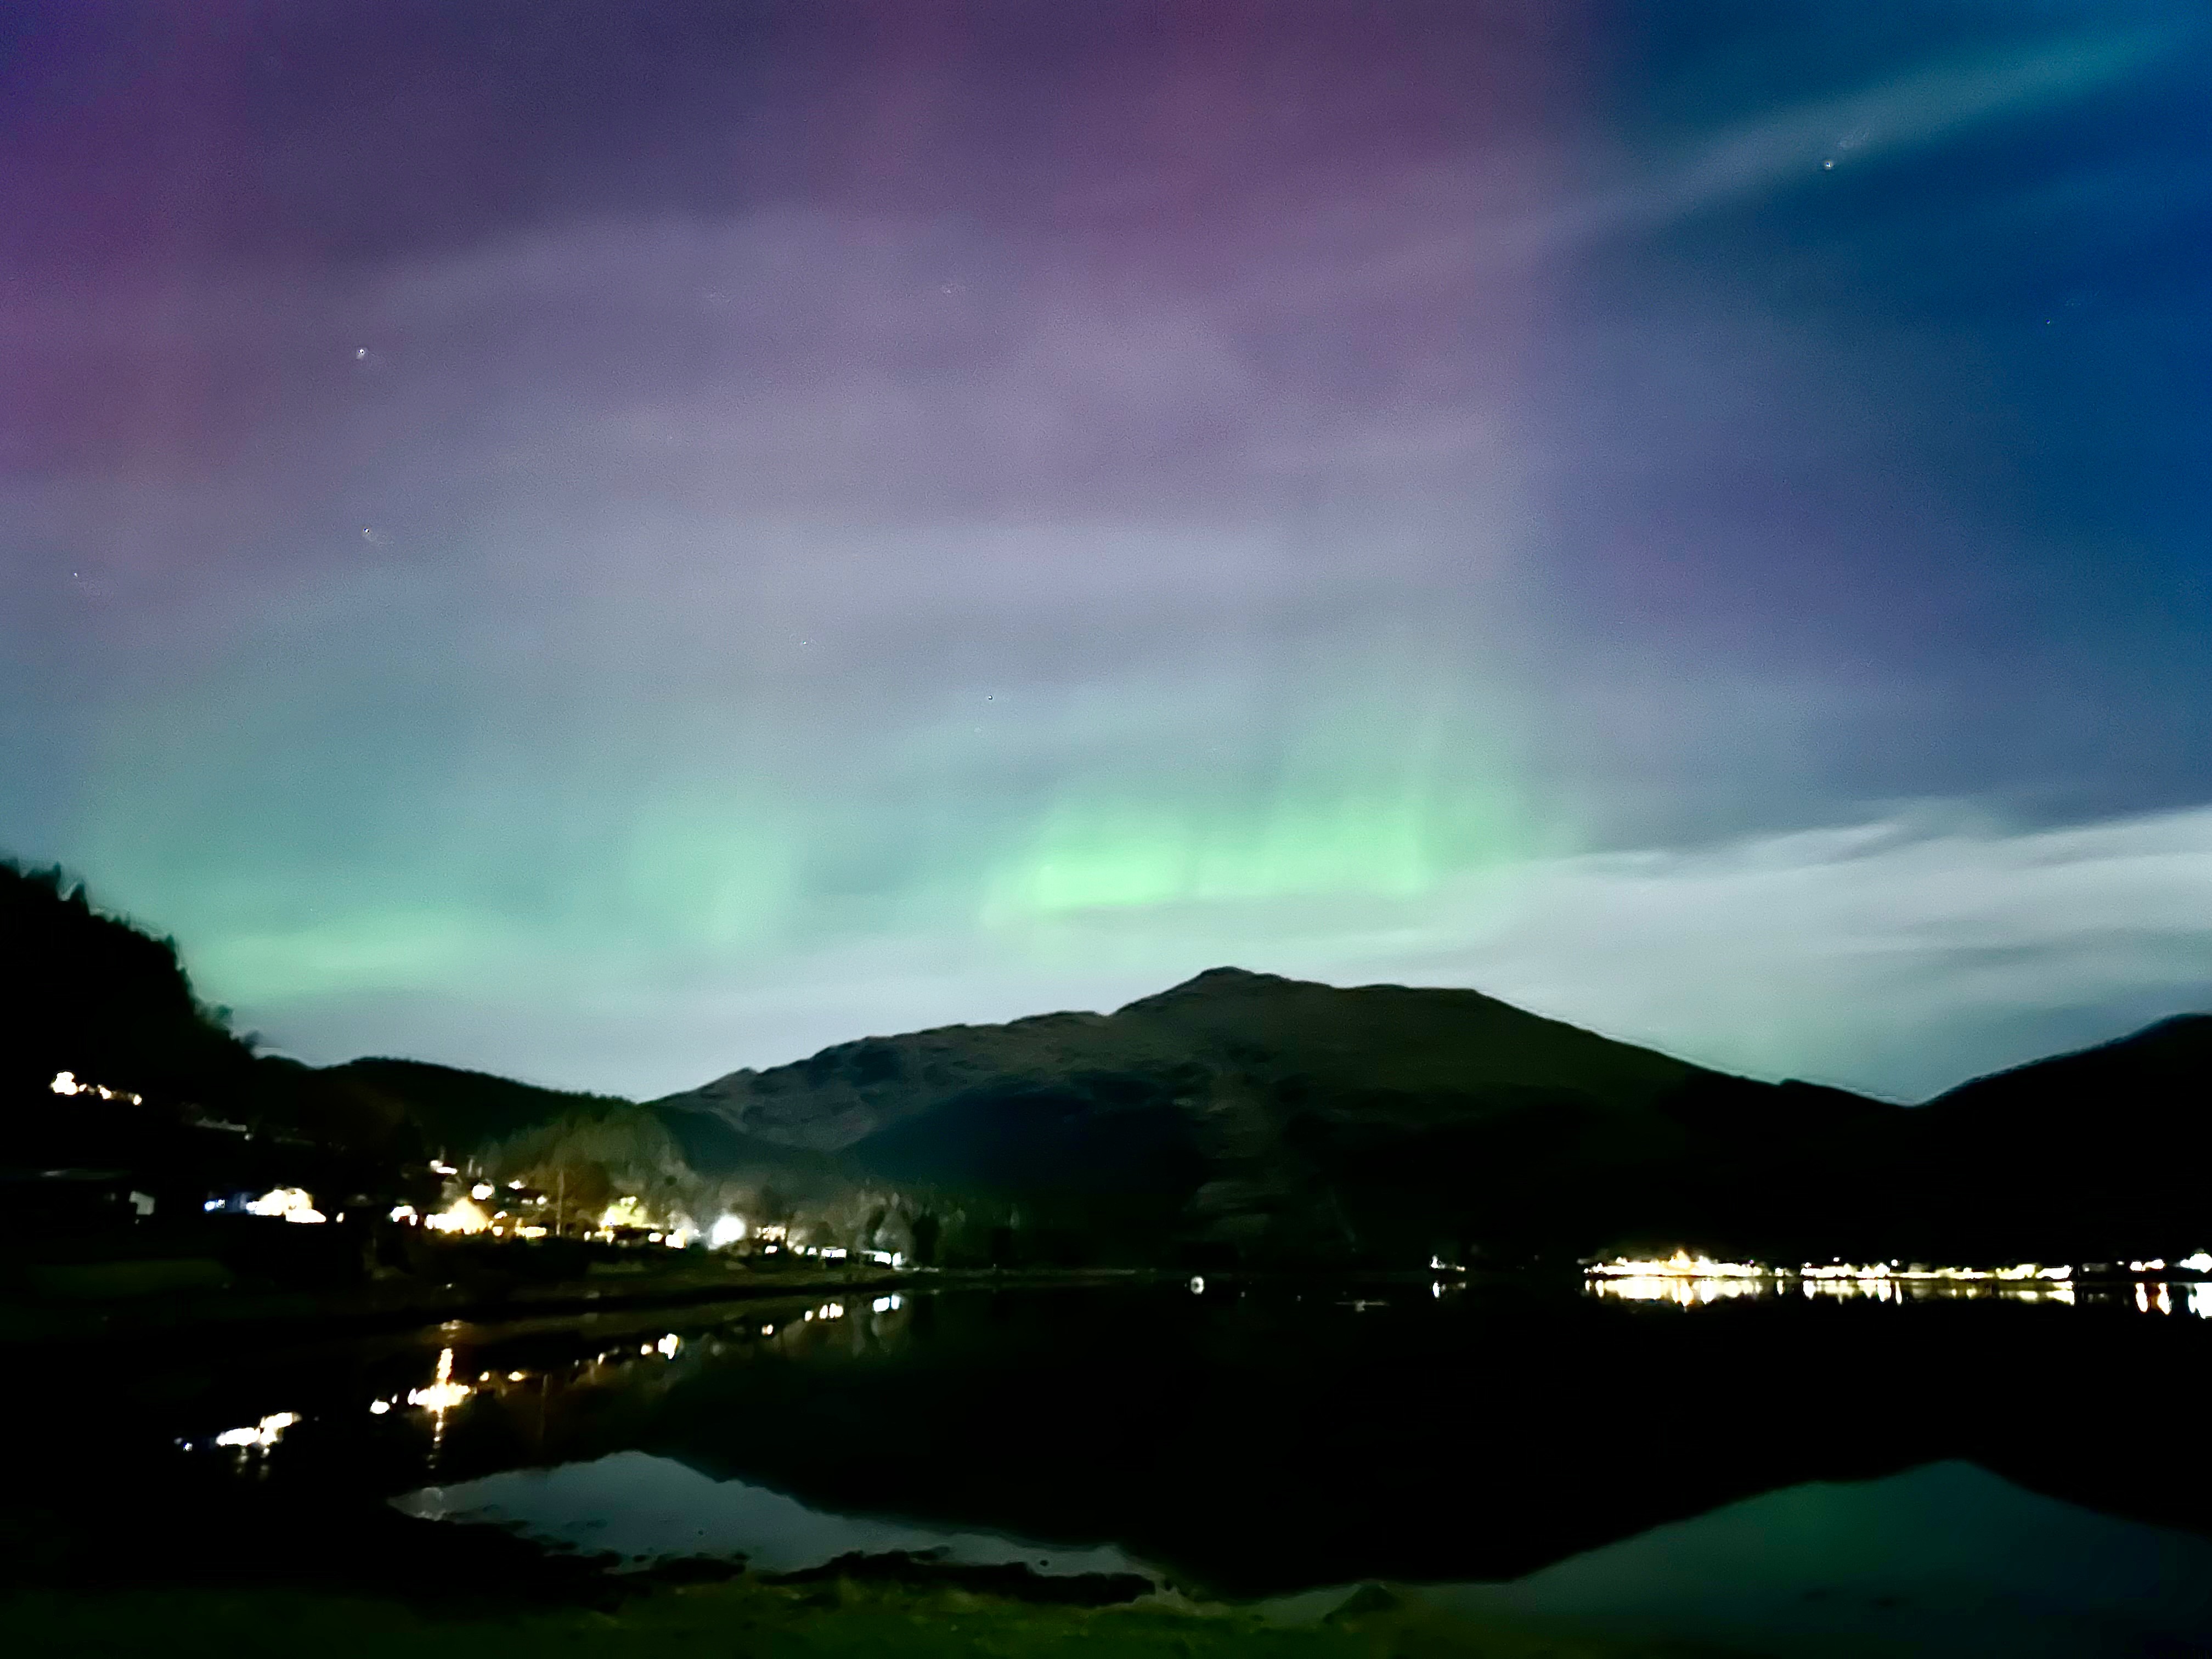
325, 1057, 633, 1154
12, 850, 2209, 1269
0, 857, 256, 1108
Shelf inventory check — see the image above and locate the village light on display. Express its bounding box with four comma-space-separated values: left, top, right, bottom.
425, 1195, 491, 1233
470, 1182, 495, 1201
245, 1188, 326, 1224
709, 1215, 746, 1249
214, 1411, 300, 1452
49, 1070, 144, 1104
599, 1195, 650, 1233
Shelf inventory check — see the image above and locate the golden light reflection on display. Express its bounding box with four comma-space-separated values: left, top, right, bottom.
1587, 1251, 2212, 1316
1587, 1253, 2076, 1284
1590, 1274, 1764, 1306
407, 1347, 472, 1415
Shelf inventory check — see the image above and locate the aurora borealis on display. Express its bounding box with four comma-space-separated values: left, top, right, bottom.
2, 2, 2207, 1101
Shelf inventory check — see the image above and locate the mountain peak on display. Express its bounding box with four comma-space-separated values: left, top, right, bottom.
1120, 966, 1300, 1008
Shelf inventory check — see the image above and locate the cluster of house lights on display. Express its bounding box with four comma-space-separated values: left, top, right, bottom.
1590, 1249, 2212, 1280
1585, 1249, 2212, 1315
49, 1070, 142, 1104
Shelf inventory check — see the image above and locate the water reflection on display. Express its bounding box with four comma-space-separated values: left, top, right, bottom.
1420, 1462, 2212, 1659
1588, 1264, 2212, 1316
302, 1296, 913, 1477
133, 1280, 2212, 1604
190, 1410, 301, 1469
1585, 1273, 1758, 1306
396, 1449, 1156, 1582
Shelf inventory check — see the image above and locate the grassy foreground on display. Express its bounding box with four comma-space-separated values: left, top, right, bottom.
3, 1576, 1748, 1658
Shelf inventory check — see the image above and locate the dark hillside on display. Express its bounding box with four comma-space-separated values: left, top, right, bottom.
326, 1057, 633, 1156
0, 859, 255, 1108
1901, 1016, 2212, 1259
658, 967, 1912, 1266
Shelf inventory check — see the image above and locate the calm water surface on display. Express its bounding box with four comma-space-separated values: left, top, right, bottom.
47, 1278, 2212, 1656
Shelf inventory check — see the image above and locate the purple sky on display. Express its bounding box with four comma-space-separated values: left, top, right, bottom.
3, 2, 2208, 1100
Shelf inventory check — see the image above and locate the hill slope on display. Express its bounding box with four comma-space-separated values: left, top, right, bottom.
1900, 1015, 2212, 1258
0, 859, 255, 1108
325, 1058, 635, 1156
654, 967, 1909, 1266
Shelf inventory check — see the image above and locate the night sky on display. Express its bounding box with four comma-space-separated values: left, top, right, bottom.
3, 1, 2207, 1101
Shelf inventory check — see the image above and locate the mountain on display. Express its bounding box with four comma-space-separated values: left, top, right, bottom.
1899, 1015, 2212, 1260
13, 850, 2205, 1267
652, 967, 1914, 1267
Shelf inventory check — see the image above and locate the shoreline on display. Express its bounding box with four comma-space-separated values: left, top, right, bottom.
0, 1258, 1516, 1351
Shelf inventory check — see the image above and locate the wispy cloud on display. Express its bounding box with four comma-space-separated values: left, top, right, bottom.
233, 800, 2212, 1104
1330, 803, 2212, 1099
1622, 25, 2179, 228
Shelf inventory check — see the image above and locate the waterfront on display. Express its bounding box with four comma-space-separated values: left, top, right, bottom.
9, 1277, 2211, 1656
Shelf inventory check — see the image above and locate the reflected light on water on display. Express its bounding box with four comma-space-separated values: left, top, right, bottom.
1589, 1254, 2210, 1316
407, 1348, 472, 1415
1592, 1275, 1765, 1307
